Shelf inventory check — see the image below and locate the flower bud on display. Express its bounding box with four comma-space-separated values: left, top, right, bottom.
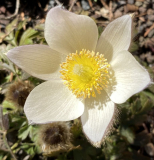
5, 80, 34, 107
38, 122, 73, 154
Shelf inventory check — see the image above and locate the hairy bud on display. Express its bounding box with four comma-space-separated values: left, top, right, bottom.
38, 122, 73, 154
5, 80, 34, 107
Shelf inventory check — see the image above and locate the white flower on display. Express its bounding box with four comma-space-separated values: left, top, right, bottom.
7, 7, 151, 147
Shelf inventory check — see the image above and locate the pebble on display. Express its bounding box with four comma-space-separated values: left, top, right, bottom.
139, 36, 144, 42
81, 0, 90, 10
147, 9, 154, 15
118, 6, 124, 12
125, 4, 138, 12
127, 0, 134, 4
145, 143, 154, 156
147, 21, 153, 27
114, 10, 122, 18
118, 1, 126, 5
148, 29, 154, 38
143, 1, 149, 5
48, 0, 55, 8
148, 15, 154, 21
135, 1, 143, 7
142, 4, 147, 8
139, 24, 147, 32
139, 7, 147, 13
112, 2, 118, 8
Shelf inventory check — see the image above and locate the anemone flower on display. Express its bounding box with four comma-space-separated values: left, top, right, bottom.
7, 6, 151, 147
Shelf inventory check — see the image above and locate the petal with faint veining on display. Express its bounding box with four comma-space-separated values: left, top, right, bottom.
7, 45, 64, 80
24, 80, 84, 124
81, 90, 116, 147
45, 6, 98, 55
96, 15, 132, 62
105, 50, 151, 104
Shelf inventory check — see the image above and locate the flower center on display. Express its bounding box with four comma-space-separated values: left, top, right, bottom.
60, 49, 110, 98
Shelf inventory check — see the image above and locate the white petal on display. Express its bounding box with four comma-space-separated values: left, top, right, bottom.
81, 91, 116, 147
45, 6, 98, 55
7, 45, 64, 80
24, 80, 84, 124
96, 15, 132, 62
105, 50, 151, 104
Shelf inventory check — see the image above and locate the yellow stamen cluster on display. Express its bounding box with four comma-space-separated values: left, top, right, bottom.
60, 49, 110, 98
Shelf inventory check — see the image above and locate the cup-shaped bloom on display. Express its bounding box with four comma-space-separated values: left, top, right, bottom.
7, 7, 151, 147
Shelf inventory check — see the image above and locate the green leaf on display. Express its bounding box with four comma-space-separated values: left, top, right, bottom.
98, 26, 103, 37
129, 42, 139, 53
0, 32, 6, 43
19, 28, 38, 45
18, 125, 31, 140
140, 93, 149, 107
26, 147, 35, 155
130, 98, 142, 114
5, 18, 18, 33
10, 113, 26, 130
17, 19, 28, 30
142, 91, 154, 102
2, 100, 16, 110
139, 99, 154, 114
29, 125, 39, 142
120, 127, 135, 144
34, 23, 44, 31
21, 143, 36, 156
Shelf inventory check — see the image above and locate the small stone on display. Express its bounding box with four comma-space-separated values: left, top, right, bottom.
148, 29, 154, 38
0, 6, 6, 14
118, 1, 126, 5
128, 0, 134, 4
147, 9, 154, 15
139, 36, 144, 42
145, 143, 154, 156
135, 1, 143, 7
125, 4, 138, 12
112, 2, 118, 8
144, 0, 150, 4
147, 21, 153, 27
139, 7, 146, 13
81, 0, 90, 10
139, 24, 146, 32
148, 15, 154, 21
48, 0, 55, 8
119, 6, 124, 12
142, 4, 147, 8
114, 10, 122, 18
100, 8, 109, 18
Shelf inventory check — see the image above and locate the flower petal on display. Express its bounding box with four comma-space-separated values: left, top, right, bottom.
7, 45, 64, 80
81, 90, 116, 147
24, 80, 84, 124
96, 15, 132, 62
105, 50, 151, 104
45, 6, 98, 55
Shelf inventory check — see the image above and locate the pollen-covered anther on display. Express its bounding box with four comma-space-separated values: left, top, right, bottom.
60, 49, 110, 98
